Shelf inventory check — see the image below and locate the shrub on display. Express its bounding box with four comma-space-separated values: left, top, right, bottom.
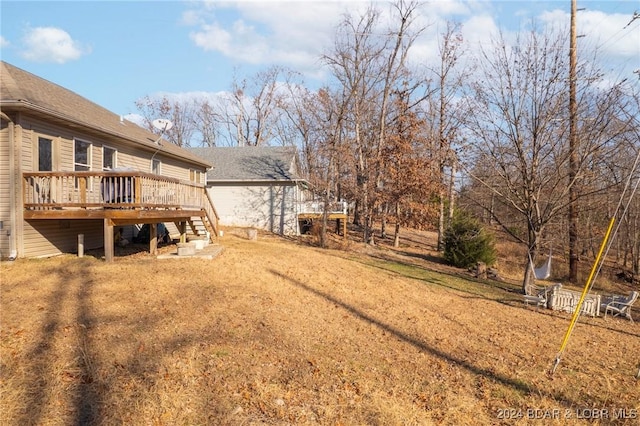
443, 211, 496, 268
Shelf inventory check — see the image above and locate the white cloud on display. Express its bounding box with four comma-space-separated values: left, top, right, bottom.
579, 11, 639, 59
20, 26, 90, 63
0, 36, 9, 48
185, 0, 498, 79
186, 1, 358, 72
539, 9, 639, 83
184, 1, 637, 88
123, 113, 145, 127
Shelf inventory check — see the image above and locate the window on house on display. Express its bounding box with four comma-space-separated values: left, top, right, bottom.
189, 169, 201, 184
103, 146, 117, 170
74, 139, 91, 172
152, 158, 161, 174
38, 137, 53, 171
74, 139, 92, 190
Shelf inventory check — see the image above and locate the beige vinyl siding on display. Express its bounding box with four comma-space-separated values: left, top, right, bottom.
17, 115, 206, 179
13, 114, 207, 258
23, 220, 103, 258
0, 121, 11, 258
207, 183, 299, 235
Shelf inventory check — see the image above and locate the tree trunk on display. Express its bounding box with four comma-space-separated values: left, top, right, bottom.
448, 160, 456, 224
437, 190, 445, 251
522, 227, 542, 294
393, 202, 401, 248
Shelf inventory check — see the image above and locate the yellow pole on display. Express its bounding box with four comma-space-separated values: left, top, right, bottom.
550, 216, 615, 374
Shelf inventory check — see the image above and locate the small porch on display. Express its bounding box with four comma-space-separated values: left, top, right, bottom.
298, 201, 348, 239
23, 171, 219, 262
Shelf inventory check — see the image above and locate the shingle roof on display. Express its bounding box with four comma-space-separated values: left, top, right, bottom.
189, 146, 304, 182
0, 61, 210, 168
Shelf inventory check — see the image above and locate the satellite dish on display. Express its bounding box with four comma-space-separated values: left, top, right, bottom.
152, 118, 174, 132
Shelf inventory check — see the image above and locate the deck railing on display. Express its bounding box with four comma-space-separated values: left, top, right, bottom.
299, 201, 348, 215
23, 171, 206, 210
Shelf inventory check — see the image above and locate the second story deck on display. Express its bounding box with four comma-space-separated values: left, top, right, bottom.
22, 171, 218, 230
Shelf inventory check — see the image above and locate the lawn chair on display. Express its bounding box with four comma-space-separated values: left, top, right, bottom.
600, 291, 638, 322
524, 283, 562, 309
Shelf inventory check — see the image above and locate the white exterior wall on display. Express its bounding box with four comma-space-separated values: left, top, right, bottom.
208, 182, 301, 235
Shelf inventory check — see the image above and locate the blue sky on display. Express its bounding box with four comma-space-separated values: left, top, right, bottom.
1, 1, 639, 120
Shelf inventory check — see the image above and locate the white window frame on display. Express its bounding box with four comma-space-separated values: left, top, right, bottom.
74, 138, 92, 190
189, 168, 202, 184
74, 138, 92, 172
37, 136, 53, 171
103, 145, 117, 171
151, 158, 161, 175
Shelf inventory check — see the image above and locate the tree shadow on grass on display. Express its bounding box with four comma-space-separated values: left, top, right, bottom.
351, 253, 640, 340
16, 261, 100, 426
12, 260, 232, 425
269, 268, 609, 410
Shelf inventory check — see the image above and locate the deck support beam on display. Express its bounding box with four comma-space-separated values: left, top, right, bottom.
178, 221, 187, 243
298, 213, 348, 240
150, 223, 158, 255
104, 218, 114, 262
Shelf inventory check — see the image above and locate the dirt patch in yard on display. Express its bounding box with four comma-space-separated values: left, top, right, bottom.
1, 228, 638, 425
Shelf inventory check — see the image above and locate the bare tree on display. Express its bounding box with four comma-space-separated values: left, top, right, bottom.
463, 27, 635, 293
323, 0, 422, 245
429, 22, 469, 251
222, 66, 288, 146
463, 28, 578, 293
135, 95, 196, 147
193, 98, 222, 147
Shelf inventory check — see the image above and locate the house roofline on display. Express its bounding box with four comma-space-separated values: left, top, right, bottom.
207, 178, 309, 184
0, 99, 212, 169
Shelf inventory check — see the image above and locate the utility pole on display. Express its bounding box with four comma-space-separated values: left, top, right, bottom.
568, 0, 579, 282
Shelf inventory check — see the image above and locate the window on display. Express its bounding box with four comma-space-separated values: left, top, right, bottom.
103, 146, 117, 170
38, 137, 53, 171
189, 169, 202, 184
151, 158, 161, 174
74, 139, 92, 190
74, 139, 91, 172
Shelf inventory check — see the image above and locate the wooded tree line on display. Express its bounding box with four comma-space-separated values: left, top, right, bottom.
137, 1, 640, 287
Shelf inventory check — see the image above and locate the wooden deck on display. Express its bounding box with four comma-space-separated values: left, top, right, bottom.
23, 171, 219, 261
298, 201, 348, 239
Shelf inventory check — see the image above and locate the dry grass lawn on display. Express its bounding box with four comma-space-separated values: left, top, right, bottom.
1, 228, 639, 425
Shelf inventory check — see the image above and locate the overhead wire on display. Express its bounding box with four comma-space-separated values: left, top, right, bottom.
575, 2, 639, 81
550, 140, 640, 375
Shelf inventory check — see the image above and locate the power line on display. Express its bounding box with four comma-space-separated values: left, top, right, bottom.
623, 10, 640, 28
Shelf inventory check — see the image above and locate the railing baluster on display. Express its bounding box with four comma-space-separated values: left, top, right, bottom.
23, 171, 207, 211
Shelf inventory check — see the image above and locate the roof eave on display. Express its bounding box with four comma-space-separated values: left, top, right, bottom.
207, 178, 308, 184
0, 99, 212, 169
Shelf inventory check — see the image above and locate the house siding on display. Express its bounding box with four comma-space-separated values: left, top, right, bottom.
208, 182, 300, 235
6, 114, 208, 259
17, 115, 202, 180
23, 219, 103, 258
0, 119, 11, 258
1, 61, 214, 260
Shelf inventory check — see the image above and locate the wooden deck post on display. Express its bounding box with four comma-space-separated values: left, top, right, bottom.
78, 234, 84, 257
104, 218, 114, 262
150, 223, 158, 255
178, 221, 187, 243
